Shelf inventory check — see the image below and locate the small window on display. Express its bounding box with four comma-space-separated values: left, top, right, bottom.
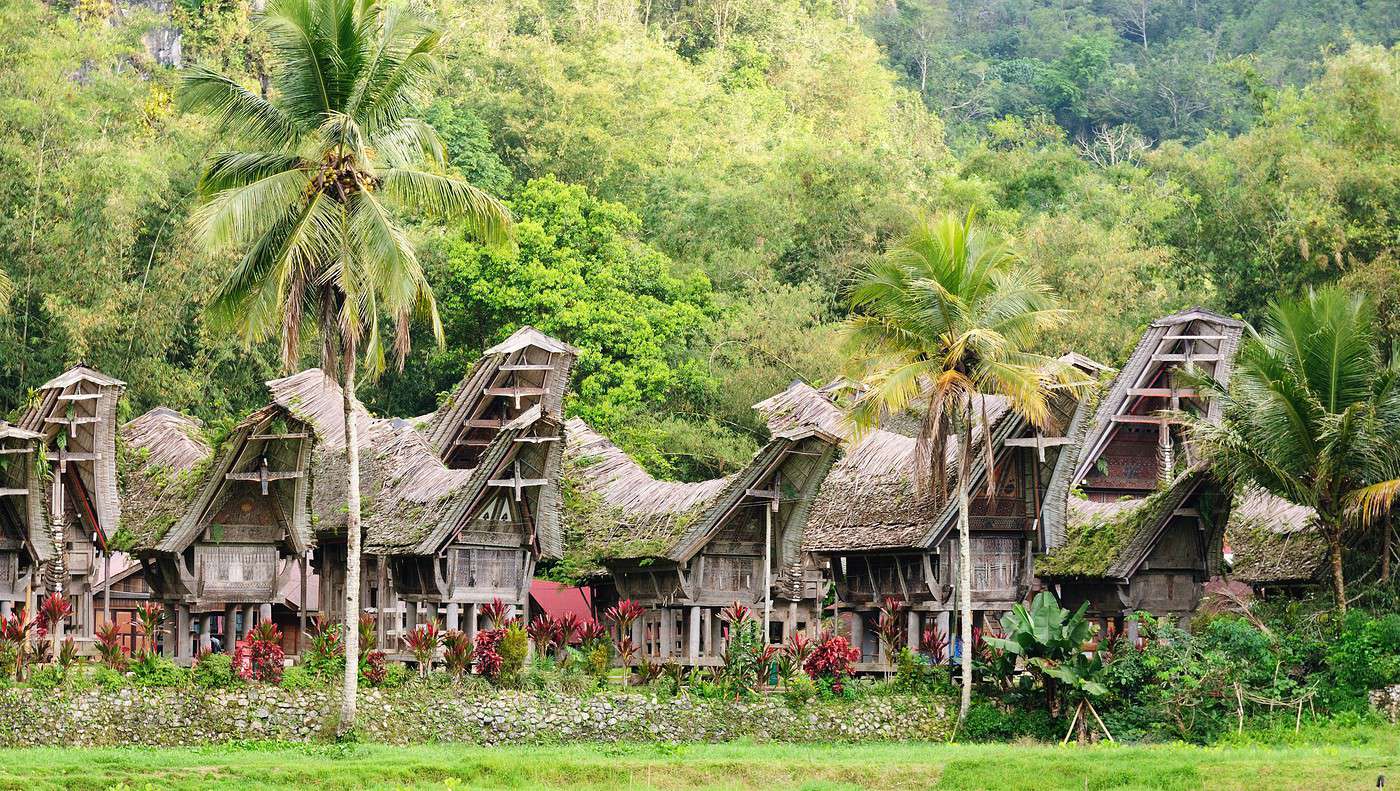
768, 621, 784, 644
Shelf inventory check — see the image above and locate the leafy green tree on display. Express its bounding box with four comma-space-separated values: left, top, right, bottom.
1192, 287, 1400, 613
844, 211, 1079, 729
181, 0, 509, 730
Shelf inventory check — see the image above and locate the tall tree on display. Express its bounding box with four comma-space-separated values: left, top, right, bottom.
1192, 287, 1400, 613
181, 0, 510, 731
843, 212, 1078, 729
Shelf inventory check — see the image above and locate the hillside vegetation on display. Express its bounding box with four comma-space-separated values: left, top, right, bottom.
0, 0, 1396, 479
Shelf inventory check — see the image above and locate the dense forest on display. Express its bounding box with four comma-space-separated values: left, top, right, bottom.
0, 0, 1396, 480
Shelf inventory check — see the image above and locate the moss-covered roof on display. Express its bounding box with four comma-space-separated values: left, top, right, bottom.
1225, 490, 1324, 584
113, 408, 215, 552
1037, 468, 1208, 580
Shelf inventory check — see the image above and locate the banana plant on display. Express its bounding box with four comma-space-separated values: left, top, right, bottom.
984, 591, 1105, 715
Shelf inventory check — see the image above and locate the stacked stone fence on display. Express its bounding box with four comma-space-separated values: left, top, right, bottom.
0, 687, 951, 746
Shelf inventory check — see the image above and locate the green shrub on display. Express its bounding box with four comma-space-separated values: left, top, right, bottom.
93, 665, 126, 691
893, 648, 955, 697
959, 702, 1063, 743
783, 674, 816, 708
379, 662, 411, 689
500, 624, 528, 681
1324, 611, 1400, 709
193, 653, 236, 689
130, 654, 190, 688
25, 664, 63, 691
585, 643, 611, 678
279, 664, 320, 691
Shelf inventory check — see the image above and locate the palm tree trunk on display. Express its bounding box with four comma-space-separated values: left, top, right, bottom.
1326, 521, 1346, 615
338, 345, 362, 735
956, 430, 973, 729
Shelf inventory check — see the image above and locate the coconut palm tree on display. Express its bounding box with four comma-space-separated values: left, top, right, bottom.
181, 0, 510, 732
1191, 287, 1400, 614
843, 211, 1079, 730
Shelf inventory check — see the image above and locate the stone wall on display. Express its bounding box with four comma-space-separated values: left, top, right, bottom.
0, 686, 951, 746
1370, 685, 1400, 722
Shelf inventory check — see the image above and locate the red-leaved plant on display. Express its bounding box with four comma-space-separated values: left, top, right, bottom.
481, 598, 512, 630
803, 630, 861, 694
576, 620, 608, 647
134, 602, 165, 659
362, 650, 388, 686
0, 609, 35, 680
443, 629, 474, 678
358, 613, 379, 657
402, 621, 442, 677
554, 612, 581, 649
474, 628, 504, 679
38, 593, 73, 633
234, 622, 284, 683
920, 624, 949, 664
95, 620, 128, 670
527, 614, 556, 657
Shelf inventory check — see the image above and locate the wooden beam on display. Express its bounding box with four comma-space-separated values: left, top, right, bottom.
499, 363, 555, 372
1151, 353, 1223, 363
56, 393, 103, 402
1126, 387, 1202, 398
452, 438, 493, 447
0, 488, 29, 497
513, 435, 560, 444
0, 448, 33, 456
1161, 334, 1226, 341
44, 416, 99, 426
486, 462, 547, 501
248, 432, 309, 441
464, 418, 504, 429
1110, 414, 1185, 426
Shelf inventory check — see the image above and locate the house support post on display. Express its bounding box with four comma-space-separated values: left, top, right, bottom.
687, 606, 700, 664
936, 611, 950, 662
659, 609, 672, 658
375, 555, 387, 650
162, 603, 176, 659
0, 602, 10, 618
298, 554, 309, 652
631, 618, 644, 657
242, 604, 255, 638
763, 503, 772, 643
466, 603, 479, 643
258, 602, 272, 627
445, 603, 460, 631
199, 614, 213, 654
176, 604, 191, 662
102, 552, 111, 625
224, 605, 237, 653
907, 609, 920, 651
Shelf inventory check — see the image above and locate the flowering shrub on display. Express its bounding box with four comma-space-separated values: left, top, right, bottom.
803, 630, 861, 695
475, 628, 504, 679
401, 622, 442, 677
443, 630, 474, 678
233, 622, 284, 683
920, 624, 949, 664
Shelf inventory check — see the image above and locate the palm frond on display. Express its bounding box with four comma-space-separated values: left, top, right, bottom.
179, 67, 301, 147
192, 168, 315, 253
378, 168, 512, 244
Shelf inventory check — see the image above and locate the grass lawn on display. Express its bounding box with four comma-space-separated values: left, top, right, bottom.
4, 728, 1398, 790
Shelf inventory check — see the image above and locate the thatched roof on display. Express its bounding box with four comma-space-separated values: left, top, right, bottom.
1225, 490, 1326, 584
1037, 466, 1215, 580
115, 408, 215, 552
269, 368, 566, 560
562, 417, 841, 569
1070, 307, 1246, 488
754, 381, 1018, 553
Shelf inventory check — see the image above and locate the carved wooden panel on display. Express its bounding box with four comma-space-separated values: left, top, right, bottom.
195, 544, 277, 600
701, 554, 755, 593
0, 551, 15, 590
971, 537, 1021, 592
450, 546, 521, 593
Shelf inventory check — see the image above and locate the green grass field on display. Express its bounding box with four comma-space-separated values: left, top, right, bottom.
4, 729, 1398, 790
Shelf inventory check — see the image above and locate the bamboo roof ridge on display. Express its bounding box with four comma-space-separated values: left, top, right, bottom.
122, 408, 212, 473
